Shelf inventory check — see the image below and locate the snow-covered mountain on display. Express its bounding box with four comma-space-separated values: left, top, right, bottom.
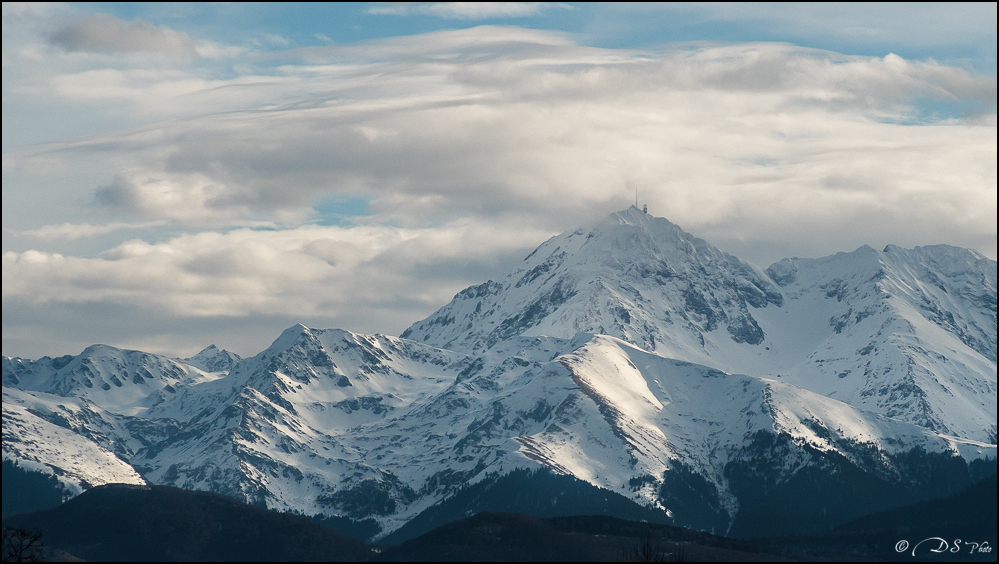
404, 208, 784, 356
2, 344, 237, 492
3, 208, 996, 539
405, 208, 997, 443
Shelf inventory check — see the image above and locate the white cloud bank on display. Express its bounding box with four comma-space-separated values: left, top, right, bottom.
3, 220, 548, 318
3, 219, 550, 356
3, 25, 996, 357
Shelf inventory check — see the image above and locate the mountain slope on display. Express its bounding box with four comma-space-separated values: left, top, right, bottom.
129, 325, 469, 519
756, 244, 997, 441
2, 394, 145, 493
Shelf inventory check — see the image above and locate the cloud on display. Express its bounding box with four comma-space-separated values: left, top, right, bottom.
49, 13, 199, 54
13, 221, 168, 241
20, 32, 990, 244
2, 219, 552, 356
92, 173, 259, 224
2, 25, 995, 358
577, 4, 996, 74
2, 2, 58, 19
367, 2, 571, 19
688, 3, 997, 48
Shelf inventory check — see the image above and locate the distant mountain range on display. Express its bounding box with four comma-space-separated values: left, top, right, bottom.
3, 208, 996, 541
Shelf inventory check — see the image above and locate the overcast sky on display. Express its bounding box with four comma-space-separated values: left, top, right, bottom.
3, 2, 996, 359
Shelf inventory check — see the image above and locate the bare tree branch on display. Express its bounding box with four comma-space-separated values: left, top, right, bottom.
1, 526, 44, 563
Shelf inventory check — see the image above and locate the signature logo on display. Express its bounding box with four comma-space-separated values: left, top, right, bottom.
896, 538, 993, 557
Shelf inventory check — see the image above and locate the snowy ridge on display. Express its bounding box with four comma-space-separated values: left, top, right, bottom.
3, 209, 996, 538
540, 336, 992, 516
124, 325, 470, 518
2, 345, 224, 416
2, 391, 145, 493
753, 244, 997, 441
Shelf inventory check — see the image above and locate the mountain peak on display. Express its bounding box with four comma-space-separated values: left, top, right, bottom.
597, 207, 690, 240
611, 205, 657, 223
184, 344, 241, 373
404, 209, 782, 355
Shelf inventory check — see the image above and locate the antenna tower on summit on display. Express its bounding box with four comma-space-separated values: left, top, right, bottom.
632, 183, 647, 213
634, 185, 647, 214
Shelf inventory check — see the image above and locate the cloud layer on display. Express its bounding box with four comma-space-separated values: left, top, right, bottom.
50, 13, 199, 54
3, 219, 549, 356
19, 31, 993, 239
3, 19, 996, 358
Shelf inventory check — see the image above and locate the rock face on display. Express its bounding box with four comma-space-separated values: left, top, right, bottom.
3, 208, 996, 539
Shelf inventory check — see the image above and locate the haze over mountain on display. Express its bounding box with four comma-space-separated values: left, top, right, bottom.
3, 209, 995, 541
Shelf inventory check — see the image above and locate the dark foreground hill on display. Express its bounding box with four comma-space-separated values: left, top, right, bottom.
2, 484, 373, 562
375, 512, 789, 562
2, 460, 71, 517
3, 475, 994, 561
380, 467, 676, 545
760, 472, 998, 562
377, 474, 998, 562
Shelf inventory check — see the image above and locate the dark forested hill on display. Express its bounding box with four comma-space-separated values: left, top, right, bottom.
1, 460, 71, 517
759, 472, 998, 562
3, 475, 995, 561
375, 512, 787, 562
2, 484, 373, 562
